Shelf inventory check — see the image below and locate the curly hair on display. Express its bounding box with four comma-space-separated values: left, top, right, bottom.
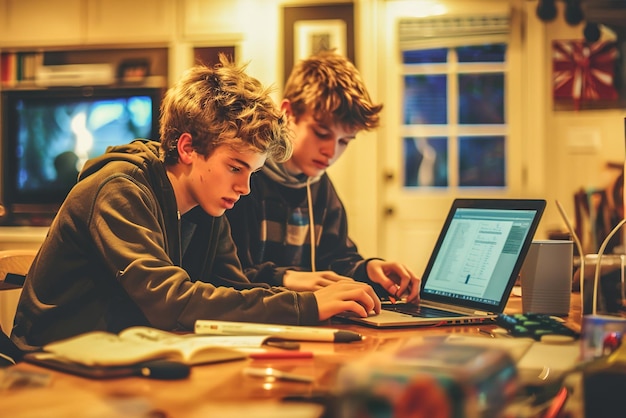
283, 50, 383, 132
160, 54, 292, 165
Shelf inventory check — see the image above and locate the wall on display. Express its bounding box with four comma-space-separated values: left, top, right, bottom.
537, 1, 626, 244
1, 0, 625, 258
171, 1, 374, 257
273, 0, 626, 258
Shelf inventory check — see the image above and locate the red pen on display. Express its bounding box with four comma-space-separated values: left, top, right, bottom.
543, 386, 568, 418
249, 351, 314, 360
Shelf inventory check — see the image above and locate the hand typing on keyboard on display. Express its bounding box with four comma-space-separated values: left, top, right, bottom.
365, 260, 421, 304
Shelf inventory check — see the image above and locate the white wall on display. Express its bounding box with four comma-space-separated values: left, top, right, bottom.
3, 0, 626, 258
537, 1, 626, 241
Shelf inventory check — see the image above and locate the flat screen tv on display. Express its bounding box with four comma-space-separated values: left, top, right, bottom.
1, 86, 163, 225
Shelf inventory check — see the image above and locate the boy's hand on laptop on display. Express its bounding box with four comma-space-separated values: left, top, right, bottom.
283, 270, 353, 291
366, 260, 420, 305
313, 281, 381, 321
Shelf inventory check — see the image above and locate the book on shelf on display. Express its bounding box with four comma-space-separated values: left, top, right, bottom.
1, 51, 43, 87
26, 326, 252, 368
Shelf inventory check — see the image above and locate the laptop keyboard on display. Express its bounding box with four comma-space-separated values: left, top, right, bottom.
384, 303, 465, 318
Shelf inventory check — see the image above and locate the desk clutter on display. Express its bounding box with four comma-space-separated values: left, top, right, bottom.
14, 321, 361, 380
3, 309, 625, 418
319, 334, 583, 418
496, 313, 580, 341
333, 338, 519, 418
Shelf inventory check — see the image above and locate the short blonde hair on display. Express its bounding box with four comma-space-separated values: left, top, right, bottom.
160, 54, 292, 165
283, 51, 383, 132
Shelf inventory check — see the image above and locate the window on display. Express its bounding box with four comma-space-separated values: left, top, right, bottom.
399, 15, 509, 189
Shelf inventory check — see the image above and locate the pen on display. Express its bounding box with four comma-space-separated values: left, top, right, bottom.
249, 351, 314, 360
135, 360, 191, 380
476, 327, 511, 338
542, 386, 568, 418
194, 320, 363, 343
243, 367, 314, 383
477, 328, 496, 338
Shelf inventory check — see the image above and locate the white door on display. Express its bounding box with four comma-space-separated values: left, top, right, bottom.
377, 0, 532, 277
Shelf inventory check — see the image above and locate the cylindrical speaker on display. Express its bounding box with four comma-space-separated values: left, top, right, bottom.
520, 240, 573, 316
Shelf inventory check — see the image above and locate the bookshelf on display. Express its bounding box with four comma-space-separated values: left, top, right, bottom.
0, 47, 169, 90
0, 51, 42, 87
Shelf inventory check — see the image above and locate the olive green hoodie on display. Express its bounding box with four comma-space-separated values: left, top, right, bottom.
12, 140, 318, 352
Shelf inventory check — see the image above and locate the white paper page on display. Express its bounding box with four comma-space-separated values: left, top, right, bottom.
119, 327, 269, 357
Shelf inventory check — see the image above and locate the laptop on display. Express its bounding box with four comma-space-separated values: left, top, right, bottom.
340, 198, 546, 328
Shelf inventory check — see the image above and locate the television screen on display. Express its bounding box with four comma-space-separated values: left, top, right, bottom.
1, 86, 163, 224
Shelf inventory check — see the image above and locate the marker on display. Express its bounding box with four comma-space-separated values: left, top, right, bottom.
194, 320, 363, 343
136, 360, 191, 380
243, 367, 314, 383
249, 351, 314, 360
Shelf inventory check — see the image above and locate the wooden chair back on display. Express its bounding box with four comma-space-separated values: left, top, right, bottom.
0, 250, 37, 336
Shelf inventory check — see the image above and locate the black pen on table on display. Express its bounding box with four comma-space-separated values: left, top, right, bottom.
135, 360, 190, 379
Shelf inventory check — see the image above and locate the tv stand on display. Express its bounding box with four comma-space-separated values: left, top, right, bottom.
1, 213, 56, 227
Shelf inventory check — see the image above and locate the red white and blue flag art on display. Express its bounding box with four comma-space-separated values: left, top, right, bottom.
552, 39, 619, 110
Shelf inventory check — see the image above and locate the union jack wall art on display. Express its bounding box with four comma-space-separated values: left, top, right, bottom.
552, 39, 619, 110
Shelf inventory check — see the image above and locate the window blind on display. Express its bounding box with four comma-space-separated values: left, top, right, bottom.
398, 14, 510, 50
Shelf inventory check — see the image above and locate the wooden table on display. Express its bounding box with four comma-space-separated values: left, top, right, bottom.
0, 292, 584, 418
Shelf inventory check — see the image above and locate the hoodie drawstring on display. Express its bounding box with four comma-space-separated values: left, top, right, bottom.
306, 177, 316, 272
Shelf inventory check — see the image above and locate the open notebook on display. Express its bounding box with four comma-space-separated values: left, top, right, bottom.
341, 198, 546, 328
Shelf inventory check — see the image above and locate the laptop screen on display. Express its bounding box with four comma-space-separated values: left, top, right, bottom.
421, 199, 545, 313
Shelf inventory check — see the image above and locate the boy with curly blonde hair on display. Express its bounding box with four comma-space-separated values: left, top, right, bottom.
12, 55, 381, 352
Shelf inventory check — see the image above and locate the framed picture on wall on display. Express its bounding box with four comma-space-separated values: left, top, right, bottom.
283, 3, 354, 85
552, 39, 620, 110
294, 19, 347, 62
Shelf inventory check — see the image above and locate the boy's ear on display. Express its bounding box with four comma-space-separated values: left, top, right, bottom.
280, 99, 293, 116
177, 133, 194, 164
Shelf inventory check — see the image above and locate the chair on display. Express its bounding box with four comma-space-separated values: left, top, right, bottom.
0, 249, 37, 336
573, 164, 624, 255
